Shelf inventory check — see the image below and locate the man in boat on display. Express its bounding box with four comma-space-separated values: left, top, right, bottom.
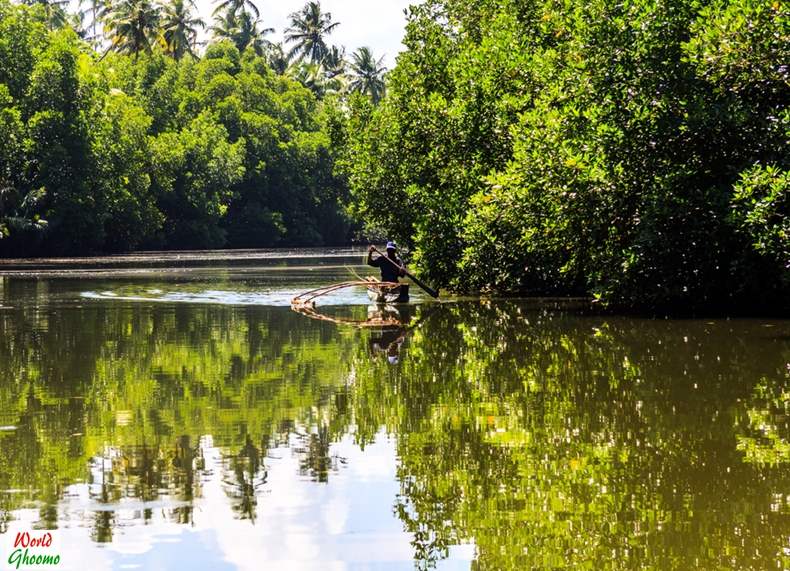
367, 241, 406, 283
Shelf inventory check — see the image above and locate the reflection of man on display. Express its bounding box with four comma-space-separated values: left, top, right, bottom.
369, 327, 406, 365
367, 303, 411, 325
367, 304, 415, 365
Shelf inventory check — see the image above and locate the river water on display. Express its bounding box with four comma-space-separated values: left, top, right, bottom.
0, 249, 788, 570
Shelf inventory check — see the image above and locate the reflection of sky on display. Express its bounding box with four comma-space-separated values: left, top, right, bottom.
33, 433, 473, 570
74, 260, 427, 307
5, 251, 429, 308
81, 287, 385, 307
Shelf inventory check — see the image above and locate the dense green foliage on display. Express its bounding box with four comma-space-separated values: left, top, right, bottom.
2, 0, 787, 311
344, 0, 789, 311
0, 0, 377, 255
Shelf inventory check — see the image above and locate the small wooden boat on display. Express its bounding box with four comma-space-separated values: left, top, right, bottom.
366, 282, 409, 304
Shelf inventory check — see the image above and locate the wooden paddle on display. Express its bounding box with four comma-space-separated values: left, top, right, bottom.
372, 247, 440, 299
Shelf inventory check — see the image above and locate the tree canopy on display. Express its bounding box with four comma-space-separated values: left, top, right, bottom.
0, 0, 786, 312
284, 0, 339, 64
0, 0, 383, 255
342, 0, 789, 312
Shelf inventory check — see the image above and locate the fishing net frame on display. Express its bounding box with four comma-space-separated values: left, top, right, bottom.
290, 279, 405, 328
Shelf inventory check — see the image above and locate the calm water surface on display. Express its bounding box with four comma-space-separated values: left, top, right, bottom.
0, 249, 788, 570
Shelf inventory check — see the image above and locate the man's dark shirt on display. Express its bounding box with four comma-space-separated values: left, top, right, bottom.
368, 252, 403, 283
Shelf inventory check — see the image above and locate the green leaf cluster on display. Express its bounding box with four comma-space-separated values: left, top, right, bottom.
344, 0, 789, 312
0, 1, 351, 255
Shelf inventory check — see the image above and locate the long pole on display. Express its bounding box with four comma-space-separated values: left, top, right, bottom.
372, 247, 440, 299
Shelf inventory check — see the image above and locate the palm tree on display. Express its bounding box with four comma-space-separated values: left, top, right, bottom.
75, 0, 106, 45
348, 47, 386, 103
24, 0, 70, 29
66, 7, 90, 38
284, 1, 339, 64
212, 0, 259, 18
87, 0, 104, 42
322, 45, 345, 79
209, 7, 237, 40
210, 8, 272, 56
266, 42, 289, 75
237, 10, 272, 55
160, 0, 204, 60
102, 0, 161, 58
288, 61, 326, 96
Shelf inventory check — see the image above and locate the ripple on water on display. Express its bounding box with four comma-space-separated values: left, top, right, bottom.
80, 287, 373, 307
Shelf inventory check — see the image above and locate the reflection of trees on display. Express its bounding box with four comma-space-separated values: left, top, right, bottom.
350, 303, 790, 570
737, 369, 790, 466
0, 295, 361, 535
90, 453, 117, 544
0, 285, 788, 569
171, 435, 201, 524
293, 426, 346, 483
223, 435, 266, 522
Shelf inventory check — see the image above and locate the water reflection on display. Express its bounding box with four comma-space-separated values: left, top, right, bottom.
366, 304, 417, 366
0, 281, 788, 569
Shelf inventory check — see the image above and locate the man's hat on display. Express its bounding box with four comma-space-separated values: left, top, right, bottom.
386, 241, 397, 250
